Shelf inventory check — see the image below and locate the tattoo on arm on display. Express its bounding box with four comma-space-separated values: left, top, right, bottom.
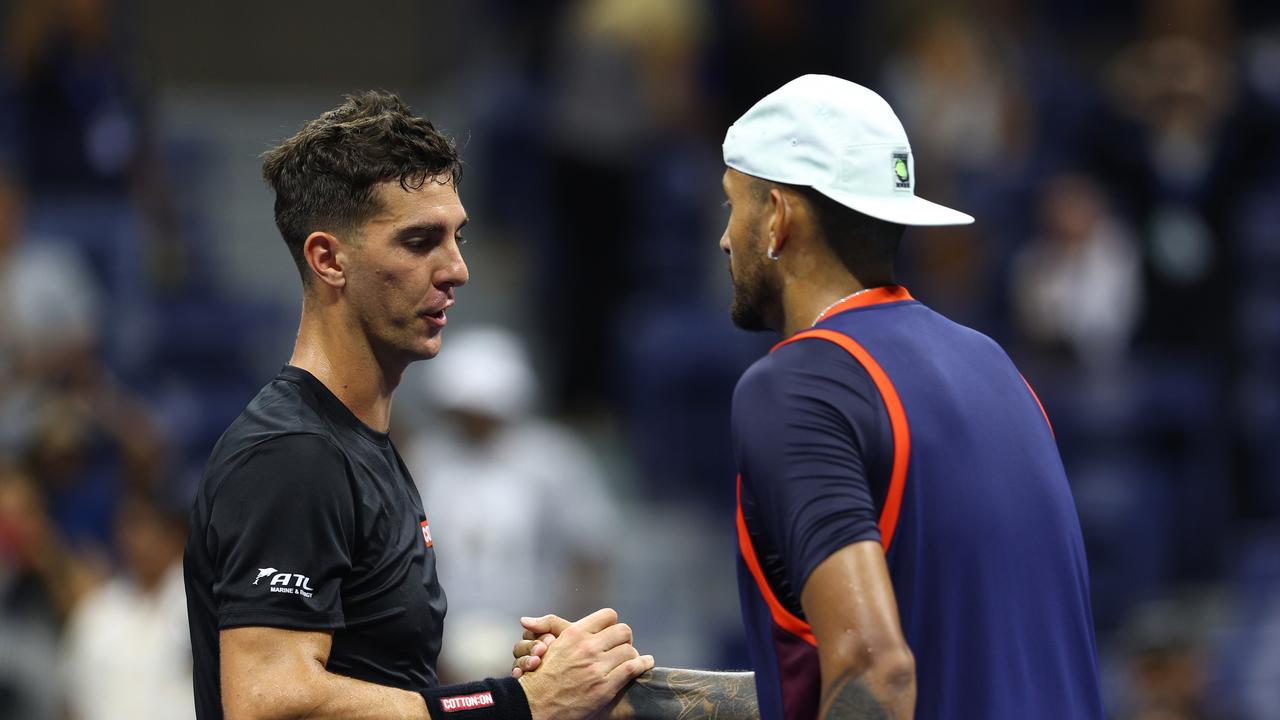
622, 667, 759, 720
819, 668, 892, 720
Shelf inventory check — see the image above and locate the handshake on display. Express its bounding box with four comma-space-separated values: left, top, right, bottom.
507, 608, 653, 720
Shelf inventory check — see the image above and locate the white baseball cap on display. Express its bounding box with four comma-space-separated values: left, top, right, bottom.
723, 74, 974, 226
424, 326, 535, 420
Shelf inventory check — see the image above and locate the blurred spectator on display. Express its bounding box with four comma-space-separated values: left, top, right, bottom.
535, 0, 714, 411
0, 166, 102, 412
0, 165, 167, 554
1098, 0, 1247, 354
1011, 172, 1142, 371
61, 488, 193, 720
1115, 596, 1218, 720
2, 0, 142, 194
0, 465, 97, 720
883, 10, 1032, 180
879, 7, 1035, 330
404, 327, 620, 682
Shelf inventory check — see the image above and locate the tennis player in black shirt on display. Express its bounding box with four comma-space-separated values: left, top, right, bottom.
183, 91, 654, 720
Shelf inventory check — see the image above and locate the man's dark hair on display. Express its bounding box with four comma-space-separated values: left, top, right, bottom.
261, 90, 462, 282
753, 180, 904, 276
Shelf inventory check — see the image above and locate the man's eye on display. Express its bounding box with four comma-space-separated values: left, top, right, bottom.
455, 234, 467, 247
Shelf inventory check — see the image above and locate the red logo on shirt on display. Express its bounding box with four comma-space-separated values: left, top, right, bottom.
421, 519, 433, 548
440, 691, 493, 712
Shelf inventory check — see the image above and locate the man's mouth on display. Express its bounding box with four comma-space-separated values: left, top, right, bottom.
424, 310, 447, 328
422, 301, 453, 329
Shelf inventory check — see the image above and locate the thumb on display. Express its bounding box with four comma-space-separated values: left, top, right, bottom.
520, 614, 571, 637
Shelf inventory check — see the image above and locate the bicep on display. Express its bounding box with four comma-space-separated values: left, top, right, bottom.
220, 626, 334, 719
800, 541, 912, 697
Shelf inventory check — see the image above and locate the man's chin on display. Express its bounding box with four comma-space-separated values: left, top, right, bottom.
729, 301, 773, 333
406, 333, 444, 361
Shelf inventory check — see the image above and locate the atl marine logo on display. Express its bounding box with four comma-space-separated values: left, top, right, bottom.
254, 568, 315, 598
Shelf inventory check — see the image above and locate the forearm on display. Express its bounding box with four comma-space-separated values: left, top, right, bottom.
224, 665, 427, 720
616, 667, 759, 720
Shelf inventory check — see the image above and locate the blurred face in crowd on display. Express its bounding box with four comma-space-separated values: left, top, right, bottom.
336, 178, 469, 363
1041, 174, 1104, 246
0, 469, 51, 569
116, 495, 185, 591
0, 174, 25, 260
720, 168, 782, 332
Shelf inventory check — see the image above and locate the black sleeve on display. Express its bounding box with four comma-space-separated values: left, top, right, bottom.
731, 338, 890, 597
208, 433, 355, 630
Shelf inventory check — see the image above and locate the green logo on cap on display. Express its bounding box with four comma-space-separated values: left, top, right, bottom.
892, 152, 911, 189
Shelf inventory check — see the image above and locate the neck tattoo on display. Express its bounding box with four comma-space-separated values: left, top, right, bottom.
812, 288, 873, 326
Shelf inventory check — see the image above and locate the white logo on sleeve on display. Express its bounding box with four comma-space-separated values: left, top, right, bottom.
252, 568, 315, 598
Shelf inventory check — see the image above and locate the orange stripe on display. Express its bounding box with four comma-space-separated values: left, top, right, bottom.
813, 285, 914, 325
736, 475, 817, 645
772, 330, 912, 552
1020, 374, 1055, 437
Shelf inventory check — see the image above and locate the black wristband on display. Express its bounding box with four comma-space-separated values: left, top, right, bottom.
420, 676, 532, 719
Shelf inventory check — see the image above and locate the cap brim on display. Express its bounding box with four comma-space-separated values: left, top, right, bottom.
814, 187, 975, 227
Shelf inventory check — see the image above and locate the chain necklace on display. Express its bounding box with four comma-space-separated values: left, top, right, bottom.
812, 288, 873, 326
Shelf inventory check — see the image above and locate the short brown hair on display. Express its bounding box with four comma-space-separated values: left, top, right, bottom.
750, 177, 903, 274
261, 90, 462, 282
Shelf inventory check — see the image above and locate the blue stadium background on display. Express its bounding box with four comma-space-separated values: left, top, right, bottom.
1, 0, 1277, 717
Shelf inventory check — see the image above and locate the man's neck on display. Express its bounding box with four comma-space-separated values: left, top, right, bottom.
289, 302, 401, 433
778, 264, 892, 338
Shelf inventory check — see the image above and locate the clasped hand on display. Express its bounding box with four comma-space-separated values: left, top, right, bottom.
511, 608, 653, 720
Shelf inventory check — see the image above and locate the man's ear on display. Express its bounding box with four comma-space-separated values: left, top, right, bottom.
767, 187, 794, 257
302, 231, 347, 289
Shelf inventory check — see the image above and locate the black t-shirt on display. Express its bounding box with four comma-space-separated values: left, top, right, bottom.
184, 366, 446, 719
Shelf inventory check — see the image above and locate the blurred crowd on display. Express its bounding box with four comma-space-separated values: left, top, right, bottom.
0, 0, 1278, 718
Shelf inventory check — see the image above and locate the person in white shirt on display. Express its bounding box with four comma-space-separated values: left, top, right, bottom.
405, 327, 620, 682
62, 489, 194, 720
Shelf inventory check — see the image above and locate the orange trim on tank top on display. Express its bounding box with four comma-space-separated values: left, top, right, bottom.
1020, 374, 1055, 437
812, 285, 914, 325
736, 475, 818, 646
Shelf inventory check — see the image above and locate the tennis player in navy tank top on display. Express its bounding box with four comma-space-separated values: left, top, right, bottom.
512, 75, 1103, 720
720, 76, 1103, 719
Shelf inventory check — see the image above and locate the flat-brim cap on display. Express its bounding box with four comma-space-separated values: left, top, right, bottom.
723, 74, 974, 227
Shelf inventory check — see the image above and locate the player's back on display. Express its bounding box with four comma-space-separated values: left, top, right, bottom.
817, 290, 1103, 718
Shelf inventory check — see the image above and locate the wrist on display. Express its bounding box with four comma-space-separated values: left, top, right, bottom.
420, 677, 531, 720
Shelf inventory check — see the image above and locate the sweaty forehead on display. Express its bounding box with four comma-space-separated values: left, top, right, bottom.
369, 178, 466, 227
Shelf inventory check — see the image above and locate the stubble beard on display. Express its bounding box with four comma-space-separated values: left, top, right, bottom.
728, 239, 782, 333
